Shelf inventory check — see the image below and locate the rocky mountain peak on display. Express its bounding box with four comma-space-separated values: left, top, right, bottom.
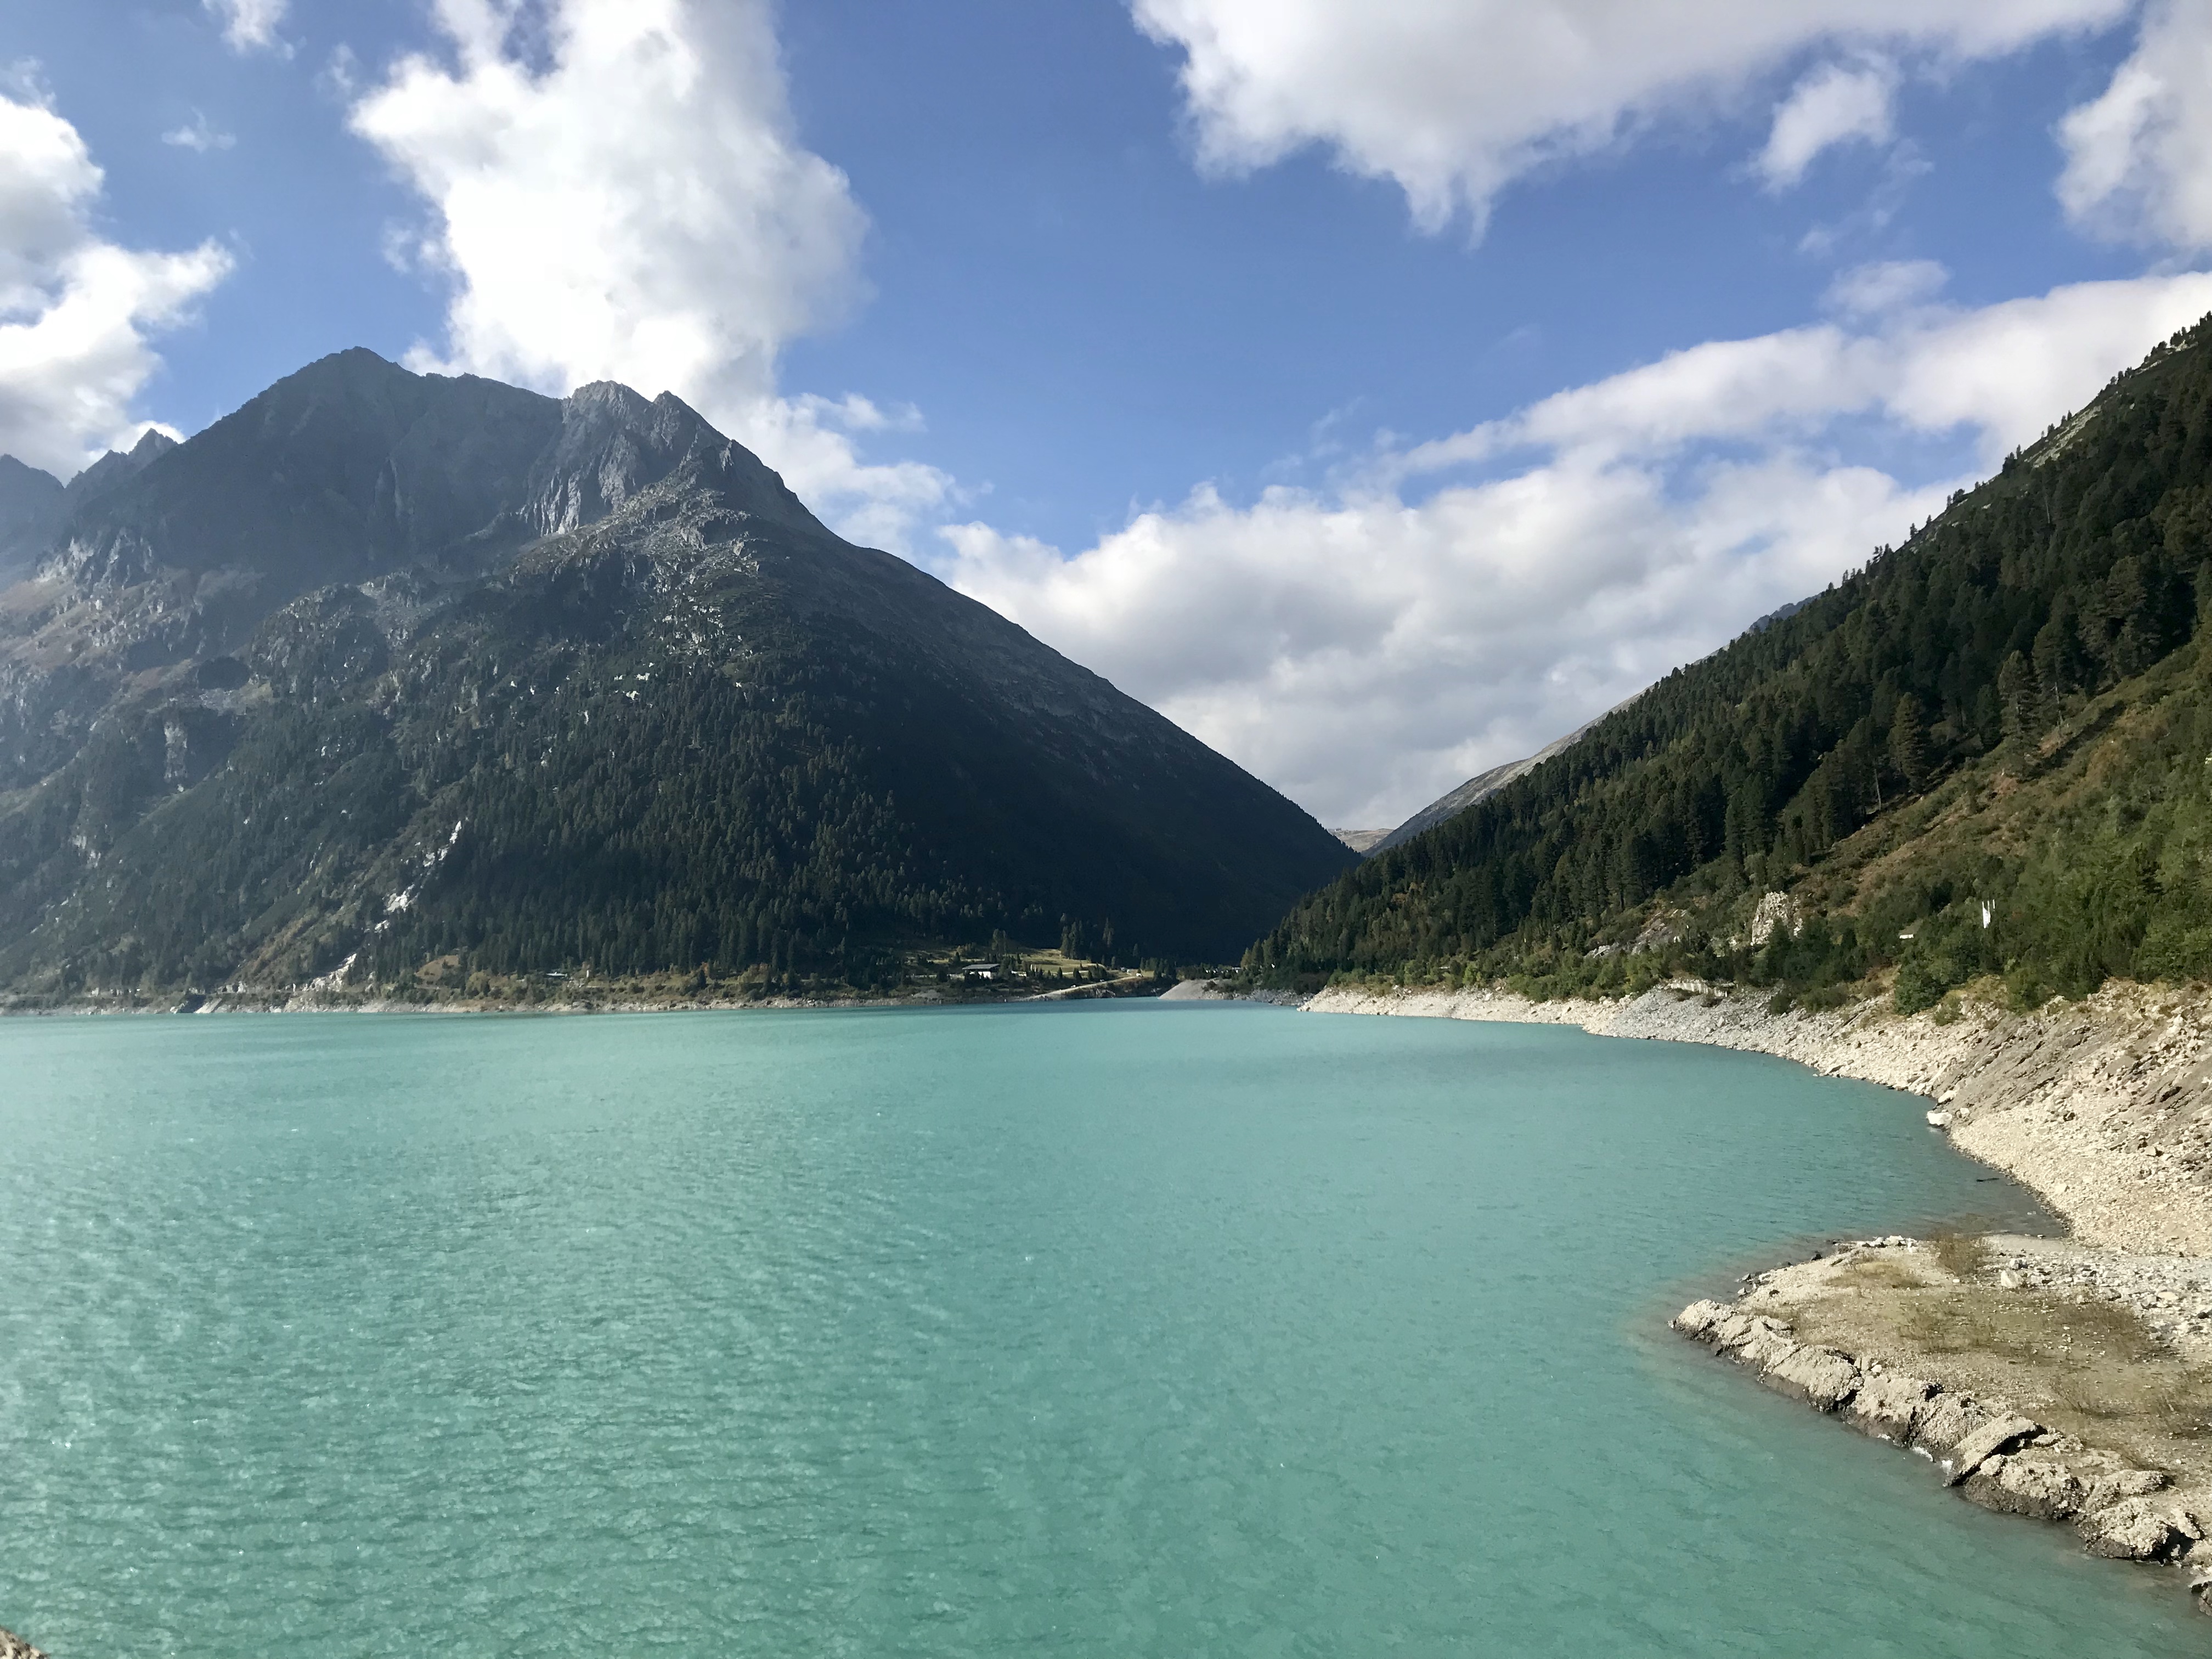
527, 380, 827, 541
0, 350, 1355, 991
64, 428, 178, 513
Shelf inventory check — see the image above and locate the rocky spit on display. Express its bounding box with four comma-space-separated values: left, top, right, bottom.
1673, 1268, 2211, 1588
1184, 974, 2212, 1612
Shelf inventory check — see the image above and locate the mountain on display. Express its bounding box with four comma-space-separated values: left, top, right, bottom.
0, 432, 180, 586
0, 455, 65, 582
1353, 601, 1813, 865
0, 349, 1352, 997
63, 428, 177, 513
1369, 719, 1600, 857
1248, 313, 2212, 1011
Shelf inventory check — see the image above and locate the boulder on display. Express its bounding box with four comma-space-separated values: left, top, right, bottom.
2085, 1468, 2169, 1511
1961, 1448, 2091, 1520
1843, 1370, 1939, 1442
2080, 1498, 2202, 1561
0, 1629, 43, 1659
1723, 1317, 1801, 1373
1759, 1343, 1861, 1411
2189, 1557, 2212, 1615
1709, 1310, 1788, 1352
1911, 1393, 1993, 1457
1671, 1299, 1733, 1340
1940, 1414, 2041, 1485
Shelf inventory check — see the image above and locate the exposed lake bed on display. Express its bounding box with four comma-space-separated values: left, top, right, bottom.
1, 1004, 2202, 1655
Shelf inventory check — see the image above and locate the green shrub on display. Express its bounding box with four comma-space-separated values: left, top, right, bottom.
1893, 955, 1948, 1014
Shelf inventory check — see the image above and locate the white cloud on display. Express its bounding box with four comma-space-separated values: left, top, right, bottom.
204, 0, 289, 55
161, 112, 236, 153
722, 395, 952, 554
2057, 0, 2212, 249
0, 91, 232, 477
1132, 0, 2132, 229
1822, 257, 1948, 314
350, 0, 949, 550
1756, 58, 1895, 189
941, 273, 2212, 827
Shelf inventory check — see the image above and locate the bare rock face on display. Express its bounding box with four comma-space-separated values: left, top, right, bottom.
1843, 1369, 1939, 1441
0, 1625, 46, 1658
2082, 1497, 2203, 1561
1759, 1343, 1860, 1412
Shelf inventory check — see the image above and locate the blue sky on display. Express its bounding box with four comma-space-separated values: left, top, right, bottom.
5, 1, 2210, 826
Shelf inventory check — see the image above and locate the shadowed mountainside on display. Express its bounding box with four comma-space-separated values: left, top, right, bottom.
0, 351, 1352, 996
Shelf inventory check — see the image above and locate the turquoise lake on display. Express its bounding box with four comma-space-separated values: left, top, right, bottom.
0, 1002, 2201, 1656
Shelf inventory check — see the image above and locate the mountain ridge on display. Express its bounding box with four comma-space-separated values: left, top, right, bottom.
0, 349, 1352, 997
1246, 313, 2212, 1009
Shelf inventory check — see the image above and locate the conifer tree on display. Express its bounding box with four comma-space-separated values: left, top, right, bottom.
1888, 697, 1928, 791
1997, 652, 2040, 742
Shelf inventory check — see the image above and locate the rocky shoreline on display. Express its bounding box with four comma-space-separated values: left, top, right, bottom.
1241, 975, 2212, 1612
1674, 1257, 2209, 1582
0, 972, 1170, 1019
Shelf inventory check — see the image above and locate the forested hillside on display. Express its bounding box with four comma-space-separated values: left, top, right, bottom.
0, 352, 1352, 1001
1250, 314, 2212, 1011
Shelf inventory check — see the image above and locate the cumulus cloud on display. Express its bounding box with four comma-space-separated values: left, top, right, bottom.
203, 0, 289, 54
1756, 58, 1896, 189
350, 0, 950, 549
943, 273, 2212, 827
1132, 0, 2131, 229
0, 91, 232, 477
2057, 0, 2212, 249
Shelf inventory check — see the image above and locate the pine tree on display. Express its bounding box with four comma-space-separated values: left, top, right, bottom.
1998, 652, 2041, 743
1888, 697, 1928, 791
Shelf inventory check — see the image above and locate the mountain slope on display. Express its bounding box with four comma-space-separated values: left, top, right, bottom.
0, 456, 65, 582
1248, 314, 2212, 1006
0, 351, 1352, 996
1370, 718, 1601, 857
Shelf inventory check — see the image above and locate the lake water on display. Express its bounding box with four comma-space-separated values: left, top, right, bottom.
0, 1003, 2199, 1656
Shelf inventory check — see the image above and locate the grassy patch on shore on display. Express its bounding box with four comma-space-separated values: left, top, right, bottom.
1769, 1243, 2212, 1477
1900, 1289, 2165, 1369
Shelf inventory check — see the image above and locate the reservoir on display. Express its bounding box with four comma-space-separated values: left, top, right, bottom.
0, 1003, 2197, 1655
